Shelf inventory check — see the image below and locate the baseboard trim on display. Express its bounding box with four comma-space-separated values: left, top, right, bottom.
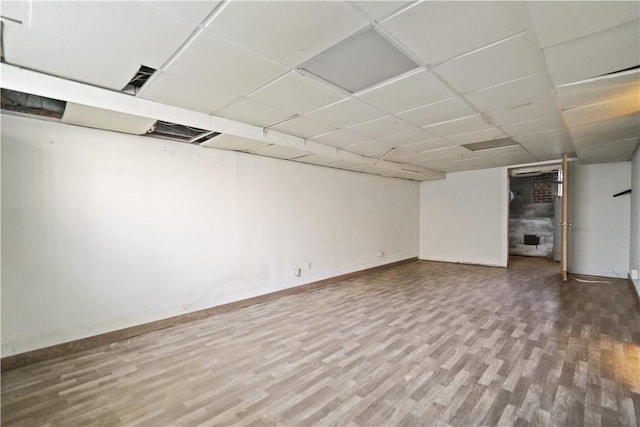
418, 257, 506, 269
1, 257, 417, 371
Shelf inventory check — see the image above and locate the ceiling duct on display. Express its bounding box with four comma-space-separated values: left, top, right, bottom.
146, 120, 220, 144
1, 88, 66, 118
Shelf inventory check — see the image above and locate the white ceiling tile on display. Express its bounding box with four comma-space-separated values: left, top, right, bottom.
556, 70, 640, 110
476, 144, 527, 158
249, 72, 346, 115
527, 1, 640, 48
214, 97, 295, 127
381, 1, 528, 65
269, 116, 337, 139
524, 144, 576, 162
385, 148, 431, 162
543, 20, 640, 85
493, 151, 537, 164
253, 144, 311, 160
501, 117, 567, 137
412, 160, 457, 173
563, 94, 640, 128
310, 129, 368, 149
206, 1, 368, 67
424, 115, 493, 137
576, 137, 640, 164
201, 134, 271, 152
465, 73, 554, 113
141, 31, 288, 113
146, 1, 221, 25
306, 98, 387, 128
401, 138, 453, 152
444, 128, 506, 145
421, 145, 479, 160
352, 1, 415, 20
434, 32, 546, 93
17, 2, 197, 81
347, 115, 415, 138
377, 128, 438, 146
61, 103, 155, 135
570, 113, 640, 148
0, 1, 28, 22
515, 129, 575, 161
487, 99, 560, 126
344, 140, 394, 157
2, 21, 138, 90
515, 129, 573, 148
357, 69, 455, 113
294, 154, 340, 167
449, 158, 499, 171
397, 97, 476, 127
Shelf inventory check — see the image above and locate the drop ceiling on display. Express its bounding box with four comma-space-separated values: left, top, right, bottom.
1, 0, 639, 181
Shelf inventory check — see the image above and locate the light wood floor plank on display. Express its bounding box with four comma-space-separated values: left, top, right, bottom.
2, 257, 639, 426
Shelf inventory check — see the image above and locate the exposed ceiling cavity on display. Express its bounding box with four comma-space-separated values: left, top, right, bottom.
123, 65, 157, 92
146, 121, 220, 144
1, 89, 66, 118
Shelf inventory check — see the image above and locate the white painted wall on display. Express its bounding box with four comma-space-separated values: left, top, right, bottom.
568, 161, 631, 278
1, 115, 419, 357
419, 167, 508, 267
629, 147, 640, 297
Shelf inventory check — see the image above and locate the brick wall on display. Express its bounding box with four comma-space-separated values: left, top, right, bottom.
532, 173, 555, 203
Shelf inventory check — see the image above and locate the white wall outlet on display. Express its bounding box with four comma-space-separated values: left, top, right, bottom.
377, 250, 384, 258
631, 269, 639, 280
293, 268, 302, 277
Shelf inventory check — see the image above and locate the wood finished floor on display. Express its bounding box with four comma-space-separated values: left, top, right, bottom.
2, 257, 639, 426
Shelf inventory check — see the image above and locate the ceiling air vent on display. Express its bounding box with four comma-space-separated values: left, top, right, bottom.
1, 88, 66, 119
301, 28, 418, 93
462, 137, 517, 151
123, 65, 157, 92
146, 120, 220, 144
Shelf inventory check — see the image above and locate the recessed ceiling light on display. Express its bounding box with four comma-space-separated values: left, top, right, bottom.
301, 28, 418, 93
462, 138, 518, 151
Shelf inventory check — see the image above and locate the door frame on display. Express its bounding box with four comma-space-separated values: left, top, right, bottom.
507, 161, 564, 270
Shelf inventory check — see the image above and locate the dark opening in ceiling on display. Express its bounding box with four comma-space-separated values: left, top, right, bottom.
1, 88, 66, 118
124, 65, 157, 91
146, 120, 220, 144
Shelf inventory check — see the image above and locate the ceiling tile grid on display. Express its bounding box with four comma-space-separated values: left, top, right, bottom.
4, 1, 639, 180
380, 1, 530, 65
248, 71, 347, 115
203, 1, 369, 68
397, 97, 476, 128
356, 69, 455, 113
214, 97, 296, 128
433, 32, 547, 94
140, 30, 289, 113
269, 115, 337, 139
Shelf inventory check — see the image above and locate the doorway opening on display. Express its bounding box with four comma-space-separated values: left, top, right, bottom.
508, 166, 563, 262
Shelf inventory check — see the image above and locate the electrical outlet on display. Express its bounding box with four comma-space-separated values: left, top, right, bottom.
293, 268, 301, 277
377, 250, 384, 258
